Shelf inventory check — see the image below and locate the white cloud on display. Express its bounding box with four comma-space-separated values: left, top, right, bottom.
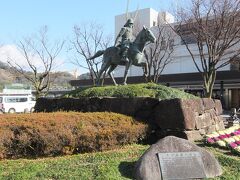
0, 44, 27, 65
0, 44, 65, 72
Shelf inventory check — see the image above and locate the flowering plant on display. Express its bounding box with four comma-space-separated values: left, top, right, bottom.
205, 124, 240, 154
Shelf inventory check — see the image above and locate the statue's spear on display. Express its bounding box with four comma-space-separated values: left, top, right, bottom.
125, 0, 130, 20
125, 0, 139, 22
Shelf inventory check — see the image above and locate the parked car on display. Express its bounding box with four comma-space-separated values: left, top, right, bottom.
0, 94, 36, 113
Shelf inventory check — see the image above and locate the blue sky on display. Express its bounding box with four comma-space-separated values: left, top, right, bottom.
0, 0, 177, 74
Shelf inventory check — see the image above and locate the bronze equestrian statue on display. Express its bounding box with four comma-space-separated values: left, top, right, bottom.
114, 18, 134, 63
88, 19, 156, 86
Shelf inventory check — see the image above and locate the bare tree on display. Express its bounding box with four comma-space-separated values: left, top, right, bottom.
144, 23, 174, 83
173, 0, 240, 98
70, 23, 112, 86
8, 26, 64, 99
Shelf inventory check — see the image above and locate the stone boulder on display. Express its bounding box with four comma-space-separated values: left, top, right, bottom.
134, 136, 222, 180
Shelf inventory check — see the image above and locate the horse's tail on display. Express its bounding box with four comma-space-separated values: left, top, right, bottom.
87, 50, 105, 60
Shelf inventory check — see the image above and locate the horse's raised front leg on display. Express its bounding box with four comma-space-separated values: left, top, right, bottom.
107, 64, 118, 86
122, 61, 132, 85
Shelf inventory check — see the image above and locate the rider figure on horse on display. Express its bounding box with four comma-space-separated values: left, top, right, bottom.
114, 18, 134, 63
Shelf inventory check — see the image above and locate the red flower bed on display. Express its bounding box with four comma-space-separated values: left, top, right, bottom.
205, 124, 240, 154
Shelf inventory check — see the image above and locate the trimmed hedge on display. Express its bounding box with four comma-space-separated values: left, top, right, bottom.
0, 112, 149, 159
64, 83, 196, 100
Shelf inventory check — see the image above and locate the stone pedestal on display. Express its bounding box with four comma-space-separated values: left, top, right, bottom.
35, 97, 225, 141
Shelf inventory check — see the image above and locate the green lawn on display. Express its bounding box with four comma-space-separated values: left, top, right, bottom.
0, 144, 239, 180
205, 146, 240, 180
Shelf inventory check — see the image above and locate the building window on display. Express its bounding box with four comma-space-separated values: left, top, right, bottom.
160, 39, 167, 50
181, 35, 197, 44
230, 59, 240, 71
169, 39, 174, 51
153, 21, 157, 26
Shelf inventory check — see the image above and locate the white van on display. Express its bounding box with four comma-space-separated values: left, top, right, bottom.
0, 94, 36, 113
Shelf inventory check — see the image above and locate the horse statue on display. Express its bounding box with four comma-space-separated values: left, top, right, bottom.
88, 26, 156, 85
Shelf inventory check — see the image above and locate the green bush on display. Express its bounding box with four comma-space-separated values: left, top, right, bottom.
0, 112, 149, 159
65, 83, 196, 100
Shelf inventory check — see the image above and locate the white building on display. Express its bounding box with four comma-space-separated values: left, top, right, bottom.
114, 8, 231, 77
115, 8, 174, 39
70, 8, 240, 109
113, 8, 239, 108
114, 8, 176, 77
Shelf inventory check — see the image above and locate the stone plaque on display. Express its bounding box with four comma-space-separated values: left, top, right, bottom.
157, 151, 206, 180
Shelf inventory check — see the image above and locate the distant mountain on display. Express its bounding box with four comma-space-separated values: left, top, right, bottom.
0, 61, 75, 90
79, 72, 92, 80
0, 68, 15, 83
50, 71, 75, 89
0, 62, 16, 89
0, 61, 10, 70
78, 72, 109, 80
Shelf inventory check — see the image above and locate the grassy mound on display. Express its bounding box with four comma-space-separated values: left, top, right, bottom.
0, 112, 149, 159
64, 83, 196, 100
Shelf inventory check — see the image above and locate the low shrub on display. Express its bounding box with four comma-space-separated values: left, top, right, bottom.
64, 83, 196, 100
0, 112, 149, 159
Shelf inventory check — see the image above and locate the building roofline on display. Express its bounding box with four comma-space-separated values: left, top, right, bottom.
70, 71, 240, 88
115, 7, 160, 18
